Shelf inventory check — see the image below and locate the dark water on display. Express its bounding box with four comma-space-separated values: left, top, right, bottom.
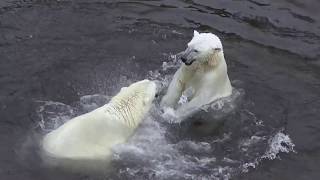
0, 0, 320, 179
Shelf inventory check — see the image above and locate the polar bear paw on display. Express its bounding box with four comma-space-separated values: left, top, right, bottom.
161, 107, 182, 123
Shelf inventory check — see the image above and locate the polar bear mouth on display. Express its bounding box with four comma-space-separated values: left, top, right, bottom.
184, 59, 196, 66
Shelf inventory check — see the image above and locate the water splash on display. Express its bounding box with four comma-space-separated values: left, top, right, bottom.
241, 130, 295, 173
262, 131, 295, 160
36, 101, 76, 132
35, 53, 295, 179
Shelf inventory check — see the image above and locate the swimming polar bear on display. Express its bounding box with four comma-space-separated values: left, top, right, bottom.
161, 30, 232, 119
42, 79, 156, 171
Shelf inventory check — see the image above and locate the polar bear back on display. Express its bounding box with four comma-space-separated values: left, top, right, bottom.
42, 106, 133, 159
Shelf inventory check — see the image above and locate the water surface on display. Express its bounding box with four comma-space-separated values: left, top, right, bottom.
0, 0, 319, 179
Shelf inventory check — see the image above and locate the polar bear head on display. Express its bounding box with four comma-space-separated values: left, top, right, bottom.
180, 30, 223, 67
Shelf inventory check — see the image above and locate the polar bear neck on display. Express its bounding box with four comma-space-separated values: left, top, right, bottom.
211, 51, 227, 69
105, 90, 147, 128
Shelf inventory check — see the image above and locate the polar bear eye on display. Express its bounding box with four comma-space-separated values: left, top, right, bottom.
193, 49, 199, 53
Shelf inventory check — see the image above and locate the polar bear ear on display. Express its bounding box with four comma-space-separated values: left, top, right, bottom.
193, 30, 200, 37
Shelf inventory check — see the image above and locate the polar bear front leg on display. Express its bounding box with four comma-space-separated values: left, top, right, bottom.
175, 86, 213, 119
161, 68, 186, 108
175, 95, 204, 119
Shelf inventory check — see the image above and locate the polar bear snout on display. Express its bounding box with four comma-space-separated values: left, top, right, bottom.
181, 56, 187, 63
180, 49, 196, 66
181, 56, 195, 66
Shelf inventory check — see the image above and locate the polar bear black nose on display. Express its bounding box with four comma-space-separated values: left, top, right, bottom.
181, 57, 187, 63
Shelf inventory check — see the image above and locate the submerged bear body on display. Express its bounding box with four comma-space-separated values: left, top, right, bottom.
42, 79, 156, 171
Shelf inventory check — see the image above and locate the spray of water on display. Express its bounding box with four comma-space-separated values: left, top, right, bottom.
34, 53, 295, 179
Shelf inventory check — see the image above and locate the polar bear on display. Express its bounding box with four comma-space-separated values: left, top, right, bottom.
161, 30, 232, 119
42, 79, 156, 171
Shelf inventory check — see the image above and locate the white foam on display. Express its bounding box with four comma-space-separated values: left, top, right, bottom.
111, 111, 234, 179
36, 101, 75, 132
176, 141, 211, 153
262, 131, 295, 160
239, 136, 265, 152
241, 131, 295, 173
161, 54, 181, 71
79, 94, 110, 112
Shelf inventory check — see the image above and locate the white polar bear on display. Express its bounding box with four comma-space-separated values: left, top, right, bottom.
42, 79, 156, 171
161, 30, 232, 119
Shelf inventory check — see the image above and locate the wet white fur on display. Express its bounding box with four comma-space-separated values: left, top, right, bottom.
161, 31, 232, 119
42, 80, 156, 170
